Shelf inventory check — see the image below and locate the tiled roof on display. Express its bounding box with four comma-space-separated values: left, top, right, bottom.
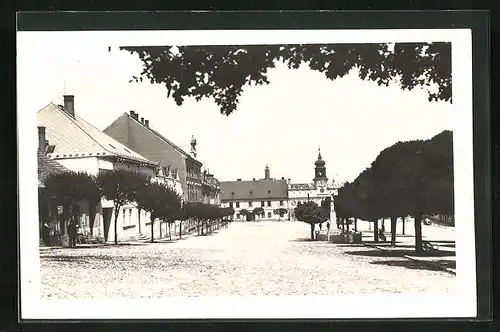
37, 152, 68, 187
37, 103, 157, 166
220, 179, 288, 200
122, 114, 203, 166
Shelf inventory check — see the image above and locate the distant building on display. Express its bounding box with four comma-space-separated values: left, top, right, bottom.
287, 149, 338, 221
37, 95, 159, 243
103, 111, 208, 203
220, 150, 338, 222
220, 165, 289, 221
202, 169, 221, 206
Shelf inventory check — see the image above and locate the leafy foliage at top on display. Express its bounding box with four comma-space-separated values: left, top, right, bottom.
122, 43, 451, 115
294, 201, 329, 225
335, 130, 454, 221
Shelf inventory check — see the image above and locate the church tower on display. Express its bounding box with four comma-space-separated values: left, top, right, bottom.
264, 164, 270, 180
313, 148, 328, 187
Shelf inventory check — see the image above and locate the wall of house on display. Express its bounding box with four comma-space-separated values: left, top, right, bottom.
222, 198, 289, 221
56, 156, 100, 175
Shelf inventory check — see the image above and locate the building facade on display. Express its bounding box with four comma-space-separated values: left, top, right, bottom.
220, 150, 338, 222
202, 169, 221, 205
37, 96, 161, 243
220, 165, 289, 221
103, 111, 209, 203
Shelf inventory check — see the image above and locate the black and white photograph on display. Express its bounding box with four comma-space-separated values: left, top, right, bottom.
17, 26, 477, 319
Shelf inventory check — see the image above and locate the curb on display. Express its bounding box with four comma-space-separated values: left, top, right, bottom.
364, 243, 456, 276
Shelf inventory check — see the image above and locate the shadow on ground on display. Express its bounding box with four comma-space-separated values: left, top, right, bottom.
290, 238, 315, 242
41, 254, 136, 265
344, 249, 455, 258
369, 259, 455, 272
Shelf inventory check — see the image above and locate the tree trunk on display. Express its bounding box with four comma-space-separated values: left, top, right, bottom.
373, 219, 379, 242
414, 213, 423, 253
390, 216, 397, 247
137, 207, 141, 235
114, 205, 120, 245
381, 218, 386, 232
179, 221, 183, 239
402, 217, 405, 235
354, 218, 358, 232
310, 223, 315, 240
341, 218, 345, 231
169, 222, 172, 240
345, 218, 349, 231
159, 221, 162, 239
151, 217, 155, 243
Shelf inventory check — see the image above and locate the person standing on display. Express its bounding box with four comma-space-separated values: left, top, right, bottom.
68, 221, 77, 248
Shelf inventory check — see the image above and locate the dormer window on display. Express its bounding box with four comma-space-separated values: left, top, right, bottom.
268, 190, 271, 194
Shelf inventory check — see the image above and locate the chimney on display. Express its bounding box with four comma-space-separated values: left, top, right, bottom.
140, 117, 144, 124
38, 126, 46, 154
281, 177, 285, 180
145, 119, 149, 127
63, 95, 75, 117
130, 110, 139, 120
253, 178, 256, 181
288, 178, 291, 184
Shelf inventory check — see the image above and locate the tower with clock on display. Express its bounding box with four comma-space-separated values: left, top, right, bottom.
313, 148, 328, 191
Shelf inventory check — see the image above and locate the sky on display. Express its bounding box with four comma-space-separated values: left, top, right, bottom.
18, 32, 453, 184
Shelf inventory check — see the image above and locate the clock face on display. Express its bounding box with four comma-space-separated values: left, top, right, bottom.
318, 171, 323, 176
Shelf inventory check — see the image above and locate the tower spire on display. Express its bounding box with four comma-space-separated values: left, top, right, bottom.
318, 147, 322, 160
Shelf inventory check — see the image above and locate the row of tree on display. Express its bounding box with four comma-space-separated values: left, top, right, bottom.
41, 169, 235, 245
334, 130, 454, 252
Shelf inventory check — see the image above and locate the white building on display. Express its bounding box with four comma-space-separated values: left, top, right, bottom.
220, 165, 289, 221
287, 149, 338, 222
37, 95, 169, 243
220, 150, 338, 223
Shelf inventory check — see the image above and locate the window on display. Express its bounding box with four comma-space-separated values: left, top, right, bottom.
267, 201, 271, 207
261, 201, 265, 207
267, 212, 272, 218
249, 201, 253, 207
229, 202, 233, 208
280, 200, 284, 206
122, 209, 126, 225
129, 209, 132, 225
236, 202, 240, 208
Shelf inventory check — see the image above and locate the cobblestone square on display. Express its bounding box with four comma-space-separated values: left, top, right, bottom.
40, 222, 455, 299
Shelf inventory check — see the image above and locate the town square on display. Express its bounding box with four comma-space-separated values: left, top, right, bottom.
17, 29, 464, 310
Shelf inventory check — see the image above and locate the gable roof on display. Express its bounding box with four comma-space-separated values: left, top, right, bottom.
220, 179, 288, 200
106, 113, 203, 167
37, 152, 69, 187
37, 103, 157, 166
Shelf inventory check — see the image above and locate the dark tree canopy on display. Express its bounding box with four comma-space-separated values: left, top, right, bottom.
122, 42, 451, 115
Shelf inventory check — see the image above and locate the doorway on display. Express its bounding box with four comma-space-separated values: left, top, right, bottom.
102, 208, 113, 242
